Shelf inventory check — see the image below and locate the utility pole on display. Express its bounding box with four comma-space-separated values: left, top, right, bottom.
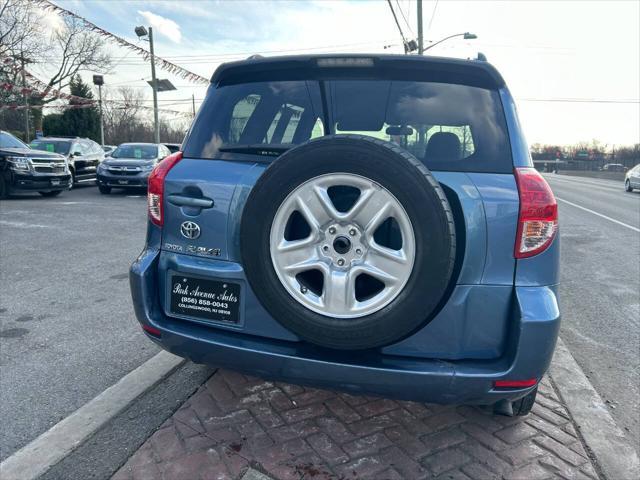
148, 27, 160, 144
192, 93, 196, 118
417, 0, 424, 55
98, 84, 104, 146
20, 53, 30, 141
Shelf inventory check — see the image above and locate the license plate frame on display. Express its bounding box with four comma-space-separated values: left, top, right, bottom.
50, 179, 60, 186
169, 274, 241, 325
117, 180, 129, 185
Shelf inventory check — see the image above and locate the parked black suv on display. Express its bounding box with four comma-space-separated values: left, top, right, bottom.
0, 130, 71, 198
29, 136, 104, 187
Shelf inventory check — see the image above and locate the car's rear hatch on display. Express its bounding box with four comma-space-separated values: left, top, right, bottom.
155, 55, 521, 360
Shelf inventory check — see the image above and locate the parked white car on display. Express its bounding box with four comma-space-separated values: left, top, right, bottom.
625, 163, 640, 192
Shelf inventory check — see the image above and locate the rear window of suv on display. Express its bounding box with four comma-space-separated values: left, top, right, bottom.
30, 139, 71, 155
184, 78, 512, 173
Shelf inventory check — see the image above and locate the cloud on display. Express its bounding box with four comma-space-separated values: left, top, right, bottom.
137, 10, 182, 43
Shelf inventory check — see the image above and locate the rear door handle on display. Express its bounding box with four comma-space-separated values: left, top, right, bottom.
167, 194, 214, 209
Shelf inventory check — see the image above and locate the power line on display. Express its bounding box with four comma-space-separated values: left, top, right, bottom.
37, 39, 398, 64
427, 0, 439, 33
150, 39, 398, 59
386, 0, 409, 51
394, 0, 414, 36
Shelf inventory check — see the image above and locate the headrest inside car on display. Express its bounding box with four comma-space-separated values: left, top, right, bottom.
425, 132, 461, 161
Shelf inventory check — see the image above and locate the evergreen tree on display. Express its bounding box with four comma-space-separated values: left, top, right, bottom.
42, 75, 100, 141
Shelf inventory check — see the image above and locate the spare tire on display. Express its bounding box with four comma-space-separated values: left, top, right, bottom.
240, 135, 456, 350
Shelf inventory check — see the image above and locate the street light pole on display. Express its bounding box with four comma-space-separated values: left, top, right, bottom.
148, 27, 160, 144
20, 53, 30, 141
417, 0, 424, 55
98, 84, 104, 146
92, 75, 105, 146
422, 32, 478, 53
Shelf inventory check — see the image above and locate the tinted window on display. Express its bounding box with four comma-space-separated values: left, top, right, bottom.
30, 139, 71, 155
73, 142, 86, 155
184, 79, 511, 172
328, 80, 510, 172
185, 81, 323, 158
0, 132, 27, 149
112, 144, 158, 159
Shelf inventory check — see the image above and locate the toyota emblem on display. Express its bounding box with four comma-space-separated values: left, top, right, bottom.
180, 221, 201, 239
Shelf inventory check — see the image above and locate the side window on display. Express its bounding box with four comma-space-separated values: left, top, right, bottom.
230, 94, 260, 143
71, 142, 84, 155
80, 141, 92, 155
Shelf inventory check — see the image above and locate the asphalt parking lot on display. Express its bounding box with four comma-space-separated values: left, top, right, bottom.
0, 186, 157, 460
1, 174, 638, 478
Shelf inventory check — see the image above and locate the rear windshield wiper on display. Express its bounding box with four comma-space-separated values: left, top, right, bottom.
217, 144, 291, 156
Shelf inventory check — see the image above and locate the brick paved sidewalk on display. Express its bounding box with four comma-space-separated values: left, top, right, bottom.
113, 371, 599, 480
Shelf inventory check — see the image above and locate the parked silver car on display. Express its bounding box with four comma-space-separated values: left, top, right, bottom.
625, 163, 640, 192
95, 143, 171, 193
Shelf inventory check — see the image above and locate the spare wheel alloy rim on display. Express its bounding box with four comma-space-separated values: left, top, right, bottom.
269, 173, 416, 319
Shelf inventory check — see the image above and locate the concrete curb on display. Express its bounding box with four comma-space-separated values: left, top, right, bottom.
0, 351, 184, 480
550, 338, 639, 480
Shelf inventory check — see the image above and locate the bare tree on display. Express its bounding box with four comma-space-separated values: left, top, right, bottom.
45, 16, 112, 93
101, 86, 189, 145
102, 86, 147, 143
29, 15, 112, 131
0, 0, 45, 58
0, 0, 46, 135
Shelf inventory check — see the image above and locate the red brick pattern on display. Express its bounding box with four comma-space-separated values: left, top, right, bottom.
113, 372, 598, 480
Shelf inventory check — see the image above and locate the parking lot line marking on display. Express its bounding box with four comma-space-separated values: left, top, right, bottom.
556, 197, 640, 232
0, 351, 184, 480
0, 220, 51, 229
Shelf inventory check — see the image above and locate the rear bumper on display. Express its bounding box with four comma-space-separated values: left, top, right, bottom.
130, 248, 560, 405
97, 171, 149, 188
8, 172, 72, 192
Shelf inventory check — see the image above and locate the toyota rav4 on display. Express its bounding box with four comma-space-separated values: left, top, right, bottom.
130, 55, 560, 416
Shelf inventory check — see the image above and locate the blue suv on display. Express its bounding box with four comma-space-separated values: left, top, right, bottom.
130, 55, 560, 416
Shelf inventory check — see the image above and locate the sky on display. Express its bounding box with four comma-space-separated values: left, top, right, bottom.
36, 0, 640, 147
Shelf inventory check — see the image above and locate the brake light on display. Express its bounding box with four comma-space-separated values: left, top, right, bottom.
494, 378, 538, 388
148, 151, 182, 226
514, 168, 558, 258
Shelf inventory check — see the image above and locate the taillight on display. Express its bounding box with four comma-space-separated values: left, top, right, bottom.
148, 151, 182, 226
514, 168, 558, 258
494, 378, 538, 388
